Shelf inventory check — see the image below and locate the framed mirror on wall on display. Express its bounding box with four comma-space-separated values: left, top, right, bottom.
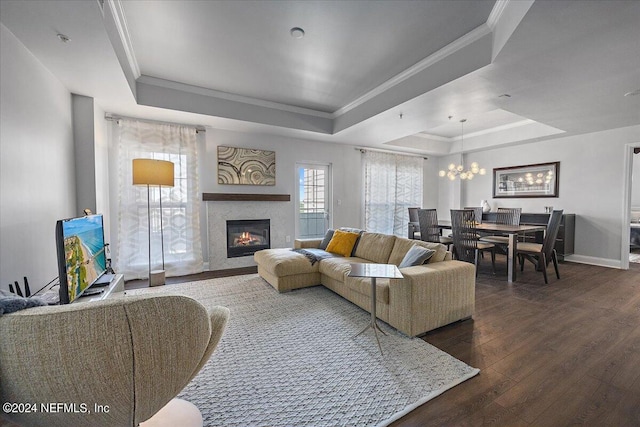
493, 162, 559, 198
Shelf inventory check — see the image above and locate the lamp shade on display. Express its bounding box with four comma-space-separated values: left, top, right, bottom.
132, 159, 174, 187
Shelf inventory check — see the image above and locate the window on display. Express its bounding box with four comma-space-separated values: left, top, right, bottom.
296, 163, 331, 238
363, 151, 422, 236
114, 120, 203, 279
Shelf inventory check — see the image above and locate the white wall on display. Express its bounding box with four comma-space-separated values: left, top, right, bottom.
422, 157, 441, 209
437, 125, 640, 266
201, 128, 363, 270
0, 24, 75, 290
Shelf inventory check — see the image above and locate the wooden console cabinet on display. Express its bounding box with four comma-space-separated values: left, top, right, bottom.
483, 212, 575, 261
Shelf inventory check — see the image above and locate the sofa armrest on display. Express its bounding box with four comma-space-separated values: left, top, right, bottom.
294, 238, 322, 249
389, 260, 476, 337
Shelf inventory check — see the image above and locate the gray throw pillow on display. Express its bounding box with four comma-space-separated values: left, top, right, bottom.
399, 245, 435, 268
318, 229, 335, 250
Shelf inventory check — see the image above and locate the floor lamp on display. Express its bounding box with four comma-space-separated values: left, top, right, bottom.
133, 159, 174, 286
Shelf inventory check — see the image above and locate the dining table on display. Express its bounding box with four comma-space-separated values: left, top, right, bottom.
438, 221, 547, 283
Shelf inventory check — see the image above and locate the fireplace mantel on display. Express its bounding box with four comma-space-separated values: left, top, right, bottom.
203, 193, 290, 202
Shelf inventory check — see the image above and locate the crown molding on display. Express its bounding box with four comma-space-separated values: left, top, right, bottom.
335, 0, 511, 118
487, 0, 510, 31
415, 119, 534, 142
333, 23, 492, 118
106, 0, 141, 79
414, 133, 452, 142
455, 119, 535, 140
137, 75, 334, 119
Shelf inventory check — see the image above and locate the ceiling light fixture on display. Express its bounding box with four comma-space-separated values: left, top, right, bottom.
290, 27, 305, 39
439, 119, 486, 181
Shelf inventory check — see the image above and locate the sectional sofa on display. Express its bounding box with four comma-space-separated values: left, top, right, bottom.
254, 231, 476, 337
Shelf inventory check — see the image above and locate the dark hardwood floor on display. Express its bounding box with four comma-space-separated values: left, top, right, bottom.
393, 257, 640, 427
124, 258, 640, 426
124, 266, 258, 289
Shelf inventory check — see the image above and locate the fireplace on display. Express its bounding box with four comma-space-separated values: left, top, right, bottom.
226, 219, 270, 258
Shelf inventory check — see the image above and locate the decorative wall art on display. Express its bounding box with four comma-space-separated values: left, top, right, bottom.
493, 162, 559, 198
217, 146, 276, 186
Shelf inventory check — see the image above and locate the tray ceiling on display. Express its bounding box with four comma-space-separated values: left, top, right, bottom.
1, 0, 638, 155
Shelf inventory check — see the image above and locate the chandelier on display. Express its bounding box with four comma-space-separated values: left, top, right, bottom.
439, 119, 486, 180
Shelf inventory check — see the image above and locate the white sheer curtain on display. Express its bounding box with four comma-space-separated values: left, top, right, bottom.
114, 119, 203, 280
363, 151, 423, 236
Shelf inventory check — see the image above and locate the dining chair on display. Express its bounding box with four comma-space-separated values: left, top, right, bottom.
408, 207, 420, 239
450, 209, 495, 275
517, 210, 563, 284
463, 206, 485, 240
417, 208, 452, 249
480, 207, 522, 246
463, 207, 484, 224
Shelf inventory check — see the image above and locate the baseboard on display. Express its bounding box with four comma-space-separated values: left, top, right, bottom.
564, 254, 622, 269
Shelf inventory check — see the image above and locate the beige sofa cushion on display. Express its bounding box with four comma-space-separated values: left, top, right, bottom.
318, 256, 365, 281
388, 237, 447, 265
344, 276, 390, 304
318, 257, 390, 304
353, 232, 397, 264
253, 248, 319, 276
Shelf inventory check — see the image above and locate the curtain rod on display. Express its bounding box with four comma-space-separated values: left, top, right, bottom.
104, 113, 206, 133
354, 146, 427, 160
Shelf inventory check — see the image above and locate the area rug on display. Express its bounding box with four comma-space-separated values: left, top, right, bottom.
129, 274, 479, 427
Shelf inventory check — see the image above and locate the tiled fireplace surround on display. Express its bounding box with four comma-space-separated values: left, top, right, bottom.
207, 200, 289, 270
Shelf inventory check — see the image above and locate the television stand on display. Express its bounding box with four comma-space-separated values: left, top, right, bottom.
75, 274, 124, 303
92, 273, 115, 287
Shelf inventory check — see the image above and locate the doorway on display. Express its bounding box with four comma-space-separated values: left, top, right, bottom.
295, 163, 332, 239
622, 144, 640, 268
629, 148, 640, 264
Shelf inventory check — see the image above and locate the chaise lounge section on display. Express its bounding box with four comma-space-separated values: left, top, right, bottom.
254, 231, 476, 337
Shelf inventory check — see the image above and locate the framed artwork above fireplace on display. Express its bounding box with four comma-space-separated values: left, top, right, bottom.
217, 146, 276, 185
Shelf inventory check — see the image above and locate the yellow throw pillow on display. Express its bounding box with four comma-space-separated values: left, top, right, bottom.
325, 229, 360, 257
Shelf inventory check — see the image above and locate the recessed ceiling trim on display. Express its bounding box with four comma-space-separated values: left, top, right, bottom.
416, 119, 537, 142
486, 0, 510, 31
415, 133, 452, 142
136, 77, 334, 134
453, 119, 536, 140
490, 0, 534, 61
106, 0, 141, 79
137, 75, 334, 119
333, 23, 492, 118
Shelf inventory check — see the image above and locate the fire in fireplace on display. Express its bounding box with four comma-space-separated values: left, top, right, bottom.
226, 219, 270, 258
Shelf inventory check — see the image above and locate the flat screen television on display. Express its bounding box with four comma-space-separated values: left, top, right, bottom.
55, 214, 107, 304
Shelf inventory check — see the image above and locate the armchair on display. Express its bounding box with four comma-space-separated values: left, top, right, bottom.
0, 294, 229, 427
